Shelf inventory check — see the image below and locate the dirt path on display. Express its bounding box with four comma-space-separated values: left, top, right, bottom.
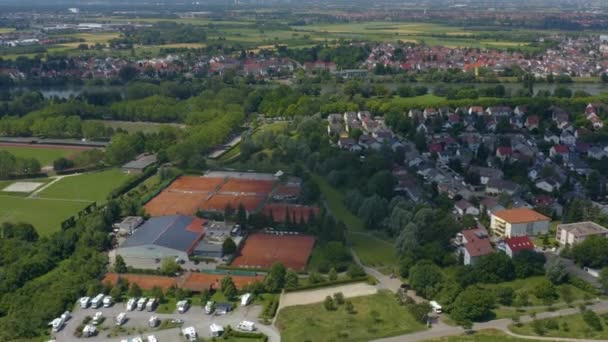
27, 173, 82, 199
277, 282, 377, 313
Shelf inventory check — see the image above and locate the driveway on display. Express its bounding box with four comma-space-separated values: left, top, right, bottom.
52, 301, 280, 342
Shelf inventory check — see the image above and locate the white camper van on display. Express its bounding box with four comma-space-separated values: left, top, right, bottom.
103, 295, 113, 308
115, 312, 127, 326
91, 294, 105, 309
240, 293, 252, 306
79, 297, 91, 309
146, 298, 157, 312
137, 297, 147, 311
177, 300, 190, 314
430, 300, 442, 314
126, 298, 137, 311
237, 321, 256, 332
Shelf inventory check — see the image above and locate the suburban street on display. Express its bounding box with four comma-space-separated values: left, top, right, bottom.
52, 301, 280, 342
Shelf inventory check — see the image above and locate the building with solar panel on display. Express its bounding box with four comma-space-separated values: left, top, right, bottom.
116, 215, 206, 262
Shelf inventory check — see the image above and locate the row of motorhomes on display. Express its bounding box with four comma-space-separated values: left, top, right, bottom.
79, 294, 113, 309
182, 321, 256, 342
125, 297, 158, 312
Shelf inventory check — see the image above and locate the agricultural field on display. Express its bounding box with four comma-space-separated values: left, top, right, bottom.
0, 169, 131, 235
426, 329, 545, 342
0, 144, 85, 167
276, 291, 425, 342
509, 311, 608, 339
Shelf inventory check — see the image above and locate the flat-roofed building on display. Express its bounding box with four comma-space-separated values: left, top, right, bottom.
556, 221, 608, 246
490, 208, 550, 238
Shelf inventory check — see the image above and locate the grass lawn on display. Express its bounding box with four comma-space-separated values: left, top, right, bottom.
509, 311, 608, 339
38, 169, 132, 202
348, 232, 398, 269
277, 291, 425, 342
0, 195, 89, 236
311, 174, 398, 268
0, 145, 80, 166
426, 329, 546, 341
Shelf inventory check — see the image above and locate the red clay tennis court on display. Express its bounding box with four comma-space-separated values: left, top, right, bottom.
144, 191, 208, 216
219, 178, 276, 195
103, 273, 178, 290
231, 233, 316, 271
168, 176, 225, 193
201, 194, 264, 213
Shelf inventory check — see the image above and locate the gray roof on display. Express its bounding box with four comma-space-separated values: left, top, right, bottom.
558, 221, 608, 237
123, 154, 157, 170
120, 215, 204, 253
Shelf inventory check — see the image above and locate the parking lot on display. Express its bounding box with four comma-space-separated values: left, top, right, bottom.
52, 300, 280, 342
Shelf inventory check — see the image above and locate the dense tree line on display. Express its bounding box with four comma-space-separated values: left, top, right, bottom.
0, 150, 41, 178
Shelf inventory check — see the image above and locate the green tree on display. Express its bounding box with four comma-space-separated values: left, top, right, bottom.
222, 277, 237, 301
285, 270, 299, 288
160, 257, 180, 275
450, 286, 495, 323
409, 261, 444, 299
222, 237, 237, 255
114, 255, 127, 274
324, 295, 335, 311
264, 262, 286, 292
328, 267, 338, 281
128, 283, 142, 298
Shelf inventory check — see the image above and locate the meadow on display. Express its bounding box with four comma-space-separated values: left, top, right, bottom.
276, 291, 425, 342
509, 311, 608, 339
0, 145, 82, 166
0, 169, 132, 235
427, 329, 545, 342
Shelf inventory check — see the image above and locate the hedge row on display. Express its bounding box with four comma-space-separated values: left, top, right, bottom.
569, 276, 601, 296
56, 165, 107, 176
139, 171, 181, 205
108, 165, 158, 199
284, 276, 370, 293
223, 327, 268, 341
260, 296, 279, 319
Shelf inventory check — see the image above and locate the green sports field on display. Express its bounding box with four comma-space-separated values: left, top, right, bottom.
37, 169, 132, 202
0, 169, 132, 235
0, 145, 82, 166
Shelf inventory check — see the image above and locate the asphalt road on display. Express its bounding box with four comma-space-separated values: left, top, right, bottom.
52, 301, 280, 342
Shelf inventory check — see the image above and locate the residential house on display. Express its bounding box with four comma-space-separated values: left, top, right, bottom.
423, 108, 439, 120
455, 227, 494, 265
588, 146, 605, 160
535, 178, 561, 193
468, 106, 484, 115
544, 132, 560, 144
556, 221, 608, 246
480, 197, 505, 215
496, 146, 513, 161
514, 106, 528, 117
550, 144, 570, 161
490, 208, 550, 237
470, 166, 504, 185
525, 115, 540, 130
502, 235, 535, 258
486, 178, 519, 196
454, 199, 480, 216
486, 106, 512, 117
560, 131, 576, 146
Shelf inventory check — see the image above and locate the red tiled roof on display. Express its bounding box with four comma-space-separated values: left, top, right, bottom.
493, 208, 550, 224
505, 235, 535, 253
460, 228, 494, 257
553, 144, 569, 154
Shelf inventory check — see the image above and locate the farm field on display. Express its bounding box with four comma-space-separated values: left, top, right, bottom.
0, 144, 84, 166
426, 329, 545, 342
509, 311, 608, 339
0, 169, 131, 235
276, 291, 425, 342
38, 169, 132, 202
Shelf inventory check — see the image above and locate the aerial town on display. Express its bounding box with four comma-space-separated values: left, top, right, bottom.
2, 0, 608, 342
